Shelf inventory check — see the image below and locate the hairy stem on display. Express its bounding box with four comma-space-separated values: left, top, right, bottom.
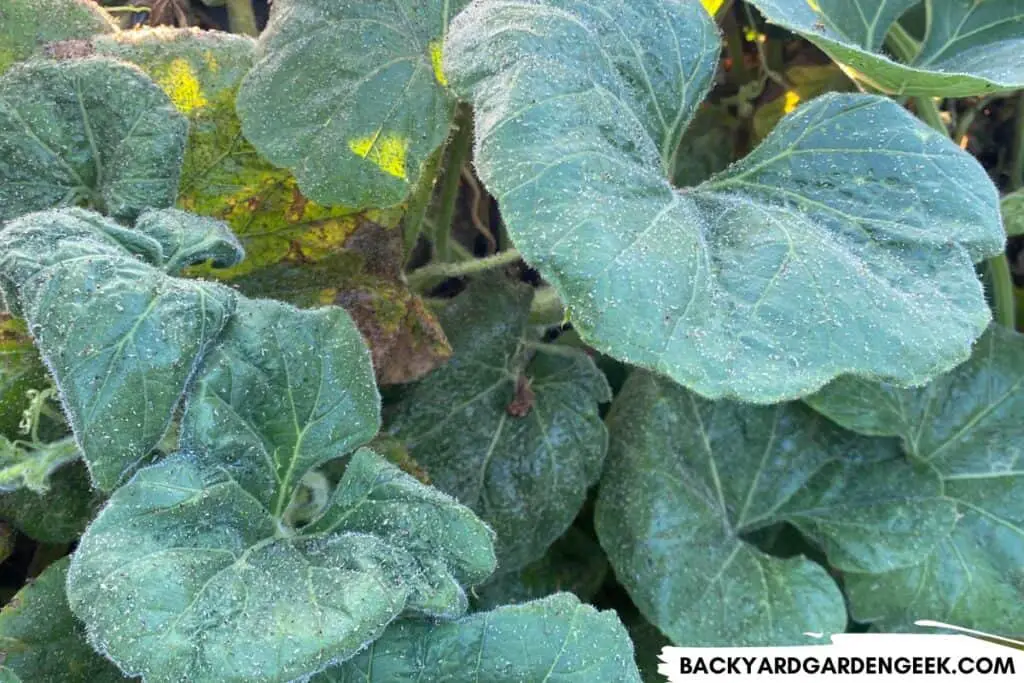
987, 254, 1016, 330
913, 96, 948, 134
407, 248, 522, 290
225, 0, 259, 37
402, 147, 444, 257
432, 104, 474, 262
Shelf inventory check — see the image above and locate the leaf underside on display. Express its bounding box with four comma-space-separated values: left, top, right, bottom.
748, 0, 1024, 96
445, 0, 1003, 403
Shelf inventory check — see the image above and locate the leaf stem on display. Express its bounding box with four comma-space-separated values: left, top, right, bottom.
225, 0, 259, 37
913, 95, 948, 134
407, 248, 521, 290
432, 104, 473, 262
987, 253, 1016, 330
402, 147, 444, 257
883, 21, 920, 63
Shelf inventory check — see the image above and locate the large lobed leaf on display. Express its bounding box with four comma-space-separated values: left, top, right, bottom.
806, 324, 1024, 633
0, 58, 187, 221
445, 0, 1003, 403
387, 278, 611, 571
237, 0, 471, 208
596, 368, 977, 645
315, 593, 641, 682
68, 298, 497, 683
748, 0, 1024, 96
0, 208, 239, 491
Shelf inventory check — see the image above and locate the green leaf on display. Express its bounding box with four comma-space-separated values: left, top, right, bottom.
0, 557, 127, 683
67, 298, 496, 683
472, 527, 609, 610
313, 593, 642, 682
0, 208, 237, 491
0, 459, 102, 543
0, 57, 187, 221
805, 324, 1024, 632
1004, 189, 1024, 237
594, 370, 905, 645
752, 63, 854, 142
236, 0, 470, 208
0, 0, 117, 75
387, 278, 611, 571
445, 0, 1003, 403
0, 436, 79, 494
748, 0, 1024, 96
132, 208, 244, 273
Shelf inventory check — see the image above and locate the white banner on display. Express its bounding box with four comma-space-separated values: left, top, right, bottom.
658, 623, 1024, 682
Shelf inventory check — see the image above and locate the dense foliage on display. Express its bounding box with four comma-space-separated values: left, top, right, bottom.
0, 0, 1022, 681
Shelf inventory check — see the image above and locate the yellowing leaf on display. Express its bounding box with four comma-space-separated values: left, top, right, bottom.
429, 40, 448, 86
157, 58, 207, 113
348, 133, 410, 180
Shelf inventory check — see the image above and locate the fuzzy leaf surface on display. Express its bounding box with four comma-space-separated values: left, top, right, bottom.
0, 0, 116, 74
445, 0, 1003, 403
0, 208, 237, 491
237, 0, 470, 207
67, 298, 496, 683
0, 558, 127, 683
748, 0, 1024, 96
388, 278, 610, 571
594, 371, 952, 645
0, 58, 187, 221
806, 325, 1024, 632
314, 593, 641, 682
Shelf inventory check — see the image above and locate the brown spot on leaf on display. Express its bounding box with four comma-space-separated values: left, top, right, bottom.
506, 374, 535, 417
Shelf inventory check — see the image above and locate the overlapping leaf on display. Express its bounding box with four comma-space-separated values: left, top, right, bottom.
472, 528, 609, 610
805, 325, 1024, 632
101, 27, 451, 383
445, 0, 1003, 403
0, 459, 102, 542
0, 208, 238, 490
748, 0, 1024, 96
0, 57, 187, 221
0, 0, 116, 74
68, 298, 496, 683
314, 593, 641, 682
594, 371, 957, 645
0, 558, 127, 683
237, 0, 471, 207
388, 278, 611, 571
1004, 189, 1024, 237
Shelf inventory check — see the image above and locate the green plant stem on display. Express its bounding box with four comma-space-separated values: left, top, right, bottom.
432, 104, 474, 263
26, 543, 68, 579
402, 147, 444, 257
225, 0, 259, 37
986, 254, 1016, 330
407, 248, 521, 290
884, 21, 920, 63
913, 95, 948, 134
1011, 91, 1024, 191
